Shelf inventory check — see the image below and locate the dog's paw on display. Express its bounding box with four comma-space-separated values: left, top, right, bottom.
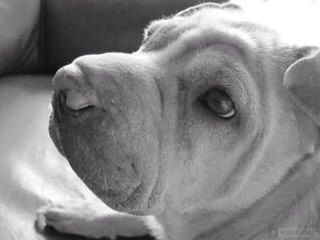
36, 201, 118, 239
36, 201, 151, 239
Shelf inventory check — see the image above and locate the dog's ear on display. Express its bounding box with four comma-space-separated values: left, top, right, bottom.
284, 48, 320, 125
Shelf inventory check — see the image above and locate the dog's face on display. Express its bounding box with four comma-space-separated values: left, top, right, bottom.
49, 3, 320, 215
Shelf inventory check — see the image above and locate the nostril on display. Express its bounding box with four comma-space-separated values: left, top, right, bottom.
54, 90, 89, 118
55, 90, 74, 116
52, 64, 99, 114
65, 90, 96, 111
54, 88, 98, 117
57, 90, 67, 107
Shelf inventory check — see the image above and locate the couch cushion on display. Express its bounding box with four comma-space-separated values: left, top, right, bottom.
0, 75, 87, 240
0, 75, 154, 240
43, 0, 214, 73
0, 0, 225, 75
0, 0, 41, 76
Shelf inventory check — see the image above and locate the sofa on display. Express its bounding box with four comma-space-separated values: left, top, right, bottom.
0, 0, 227, 239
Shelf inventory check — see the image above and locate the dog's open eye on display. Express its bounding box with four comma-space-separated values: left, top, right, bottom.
200, 88, 236, 119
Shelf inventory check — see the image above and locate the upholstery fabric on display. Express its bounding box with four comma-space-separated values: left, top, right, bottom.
0, 0, 222, 75
0, 0, 41, 76
43, 0, 203, 72
0, 76, 94, 240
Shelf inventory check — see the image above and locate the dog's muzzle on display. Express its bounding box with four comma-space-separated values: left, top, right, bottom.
48, 53, 162, 213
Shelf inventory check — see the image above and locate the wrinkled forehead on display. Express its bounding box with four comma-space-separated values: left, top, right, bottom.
139, 7, 262, 64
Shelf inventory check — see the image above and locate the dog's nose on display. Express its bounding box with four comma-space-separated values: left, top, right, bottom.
53, 65, 99, 112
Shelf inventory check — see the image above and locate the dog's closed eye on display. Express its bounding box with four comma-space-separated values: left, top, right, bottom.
199, 87, 236, 119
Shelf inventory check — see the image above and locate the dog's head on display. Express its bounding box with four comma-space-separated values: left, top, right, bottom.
49, 2, 320, 215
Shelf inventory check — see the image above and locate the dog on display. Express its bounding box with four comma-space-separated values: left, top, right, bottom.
37, 1, 320, 239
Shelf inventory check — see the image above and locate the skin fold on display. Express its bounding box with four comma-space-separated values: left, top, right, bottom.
37, 1, 320, 240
